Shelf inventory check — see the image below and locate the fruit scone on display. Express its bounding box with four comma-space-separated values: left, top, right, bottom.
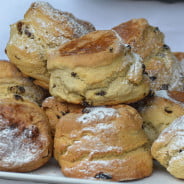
6, 1, 95, 89
54, 105, 153, 181
151, 115, 184, 179
47, 30, 150, 106
0, 98, 52, 172
42, 96, 83, 137
132, 90, 184, 144
113, 19, 184, 91
0, 60, 47, 105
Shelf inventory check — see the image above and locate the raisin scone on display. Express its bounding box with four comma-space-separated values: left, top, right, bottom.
134, 90, 184, 144
0, 98, 52, 172
6, 1, 95, 89
113, 19, 184, 91
0, 60, 47, 105
42, 96, 83, 137
48, 30, 150, 106
151, 115, 184, 179
54, 105, 153, 181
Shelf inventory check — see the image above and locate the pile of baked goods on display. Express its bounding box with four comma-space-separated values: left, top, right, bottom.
0, 1, 184, 182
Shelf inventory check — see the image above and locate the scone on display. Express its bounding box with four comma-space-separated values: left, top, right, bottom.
6, 1, 95, 89
0, 98, 52, 172
134, 90, 184, 143
42, 96, 83, 136
48, 30, 150, 106
151, 115, 184, 179
54, 105, 153, 181
113, 19, 184, 91
0, 60, 47, 105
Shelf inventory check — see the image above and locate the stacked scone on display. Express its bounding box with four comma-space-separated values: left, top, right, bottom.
2, 0, 184, 182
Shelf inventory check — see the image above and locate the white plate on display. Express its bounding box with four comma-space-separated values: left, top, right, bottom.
0, 0, 184, 184
0, 159, 183, 184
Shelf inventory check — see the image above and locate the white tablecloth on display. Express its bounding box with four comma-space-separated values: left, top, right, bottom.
0, 0, 184, 184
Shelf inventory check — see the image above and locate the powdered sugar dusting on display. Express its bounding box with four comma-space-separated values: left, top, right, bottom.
77, 107, 120, 123
0, 115, 45, 168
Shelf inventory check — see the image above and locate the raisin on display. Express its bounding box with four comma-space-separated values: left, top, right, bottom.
126, 44, 131, 49
109, 47, 113, 53
154, 27, 160, 32
95, 91, 106, 96
24, 28, 34, 39
14, 94, 23, 101
17, 21, 23, 35
164, 107, 173, 114
149, 76, 157, 81
94, 172, 112, 180
15, 55, 20, 60
52, 84, 56, 88
82, 100, 90, 107
61, 110, 69, 115
71, 72, 77, 77
179, 149, 183, 153
4, 49, 7, 54
163, 44, 170, 50
9, 86, 25, 94
56, 115, 60, 119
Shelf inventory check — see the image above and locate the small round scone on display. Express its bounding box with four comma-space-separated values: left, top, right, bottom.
0, 60, 47, 105
113, 19, 184, 91
42, 96, 83, 136
151, 115, 184, 179
6, 2, 95, 89
134, 90, 184, 144
0, 98, 52, 172
54, 105, 153, 181
48, 30, 150, 106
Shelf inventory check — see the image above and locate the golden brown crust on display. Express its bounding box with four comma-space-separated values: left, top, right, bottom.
48, 30, 126, 69
168, 91, 184, 103
6, 1, 95, 87
42, 96, 83, 136
0, 60, 23, 78
173, 52, 184, 61
33, 79, 49, 89
54, 105, 152, 181
112, 18, 164, 59
0, 98, 52, 172
113, 19, 184, 91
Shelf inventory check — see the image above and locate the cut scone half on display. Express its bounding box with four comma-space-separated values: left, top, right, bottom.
54, 105, 152, 181
6, 1, 95, 89
48, 30, 150, 106
151, 115, 184, 179
0, 98, 52, 172
113, 18, 184, 91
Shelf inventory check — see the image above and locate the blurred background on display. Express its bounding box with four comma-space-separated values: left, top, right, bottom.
1, 0, 184, 59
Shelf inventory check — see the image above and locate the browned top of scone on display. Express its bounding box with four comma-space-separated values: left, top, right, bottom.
54, 105, 152, 181
174, 52, 184, 61
112, 18, 164, 59
0, 60, 23, 78
168, 91, 184, 103
0, 99, 52, 172
47, 30, 128, 69
25, 1, 95, 41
